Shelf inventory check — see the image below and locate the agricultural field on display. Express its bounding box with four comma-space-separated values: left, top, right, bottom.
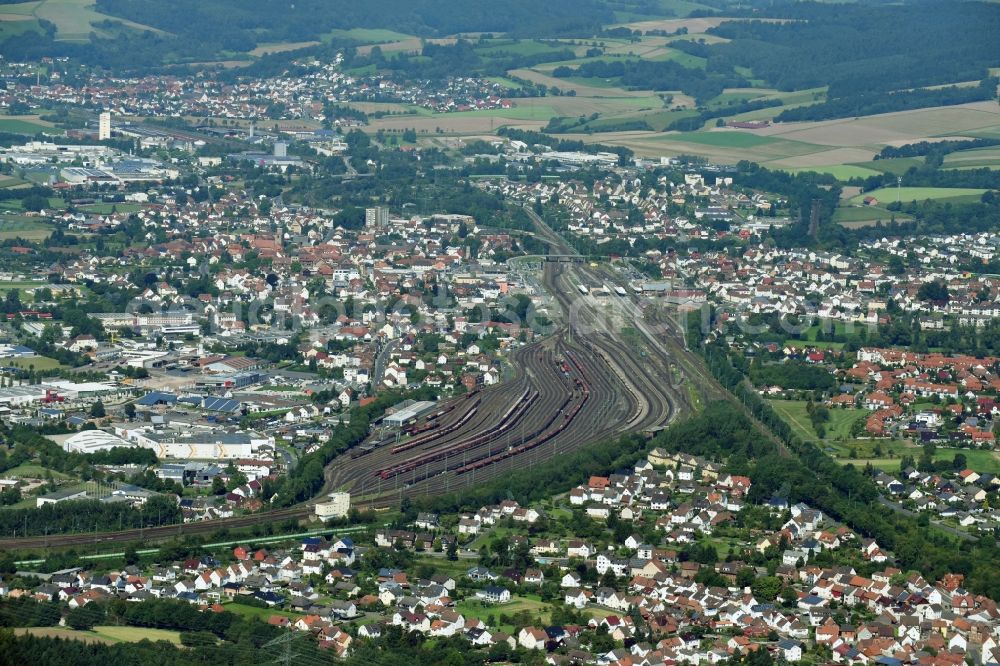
786, 165, 883, 180
368, 93, 665, 135
0, 218, 54, 240
0, 116, 58, 135
942, 146, 1000, 170
0, 195, 63, 212
837, 444, 1000, 475
14, 626, 182, 645
610, 16, 730, 33
2, 462, 72, 479
247, 41, 320, 57
325, 28, 460, 57
2, 0, 165, 41
77, 202, 146, 215
755, 103, 1000, 147
0, 16, 42, 39
570, 100, 1000, 176
222, 602, 305, 622
857, 157, 925, 176
832, 205, 913, 227
477, 40, 576, 58
848, 187, 988, 205
789, 319, 866, 342
13, 627, 117, 645
571, 128, 822, 164
0, 176, 30, 189
326, 28, 415, 43
0, 279, 46, 291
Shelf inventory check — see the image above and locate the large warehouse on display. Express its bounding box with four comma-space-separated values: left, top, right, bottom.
56, 429, 135, 454
119, 427, 271, 460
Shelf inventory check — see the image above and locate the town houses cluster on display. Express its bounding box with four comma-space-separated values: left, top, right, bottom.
1, 55, 514, 122
9, 445, 1000, 665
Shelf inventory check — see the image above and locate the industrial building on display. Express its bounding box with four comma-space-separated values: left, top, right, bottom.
384, 400, 437, 428
0, 385, 53, 407
118, 427, 271, 460
0, 380, 120, 408
36, 489, 89, 508
56, 429, 135, 454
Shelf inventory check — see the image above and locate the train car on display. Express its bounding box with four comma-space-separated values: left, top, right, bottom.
614, 285, 628, 297
577, 284, 588, 295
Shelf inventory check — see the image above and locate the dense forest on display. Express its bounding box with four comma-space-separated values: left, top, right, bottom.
708, 1, 1000, 98
96, 0, 613, 42
552, 58, 747, 105
360, 39, 577, 81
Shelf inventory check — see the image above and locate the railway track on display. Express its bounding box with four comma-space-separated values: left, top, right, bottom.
3, 207, 706, 552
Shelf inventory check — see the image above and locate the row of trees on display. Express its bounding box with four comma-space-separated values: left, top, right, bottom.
0, 494, 180, 538
776, 78, 998, 122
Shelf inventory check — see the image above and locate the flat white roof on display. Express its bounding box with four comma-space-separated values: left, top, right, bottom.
384, 400, 437, 424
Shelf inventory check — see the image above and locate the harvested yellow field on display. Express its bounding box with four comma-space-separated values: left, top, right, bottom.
756, 102, 1000, 147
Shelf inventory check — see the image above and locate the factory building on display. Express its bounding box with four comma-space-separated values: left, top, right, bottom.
117, 427, 272, 460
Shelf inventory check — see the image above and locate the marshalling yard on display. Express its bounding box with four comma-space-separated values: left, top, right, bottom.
0, 214, 731, 551
323, 208, 728, 503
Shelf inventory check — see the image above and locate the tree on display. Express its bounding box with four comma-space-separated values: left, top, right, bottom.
736, 567, 756, 588
211, 476, 226, 495
917, 280, 950, 303
751, 576, 782, 602
89, 400, 106, 418
446, 538, 458, 561
123, 402, 136, 420
22, 194, 49, 212
66, 603, 104, 630
952, 452, 967, 470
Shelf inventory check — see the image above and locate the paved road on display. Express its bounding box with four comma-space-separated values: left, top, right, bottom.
877, 496, 977, 542
372, 339, 399, 387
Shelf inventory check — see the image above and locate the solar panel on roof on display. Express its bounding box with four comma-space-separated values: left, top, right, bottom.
136, 391, 177, 406
201, 397, 240, 413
